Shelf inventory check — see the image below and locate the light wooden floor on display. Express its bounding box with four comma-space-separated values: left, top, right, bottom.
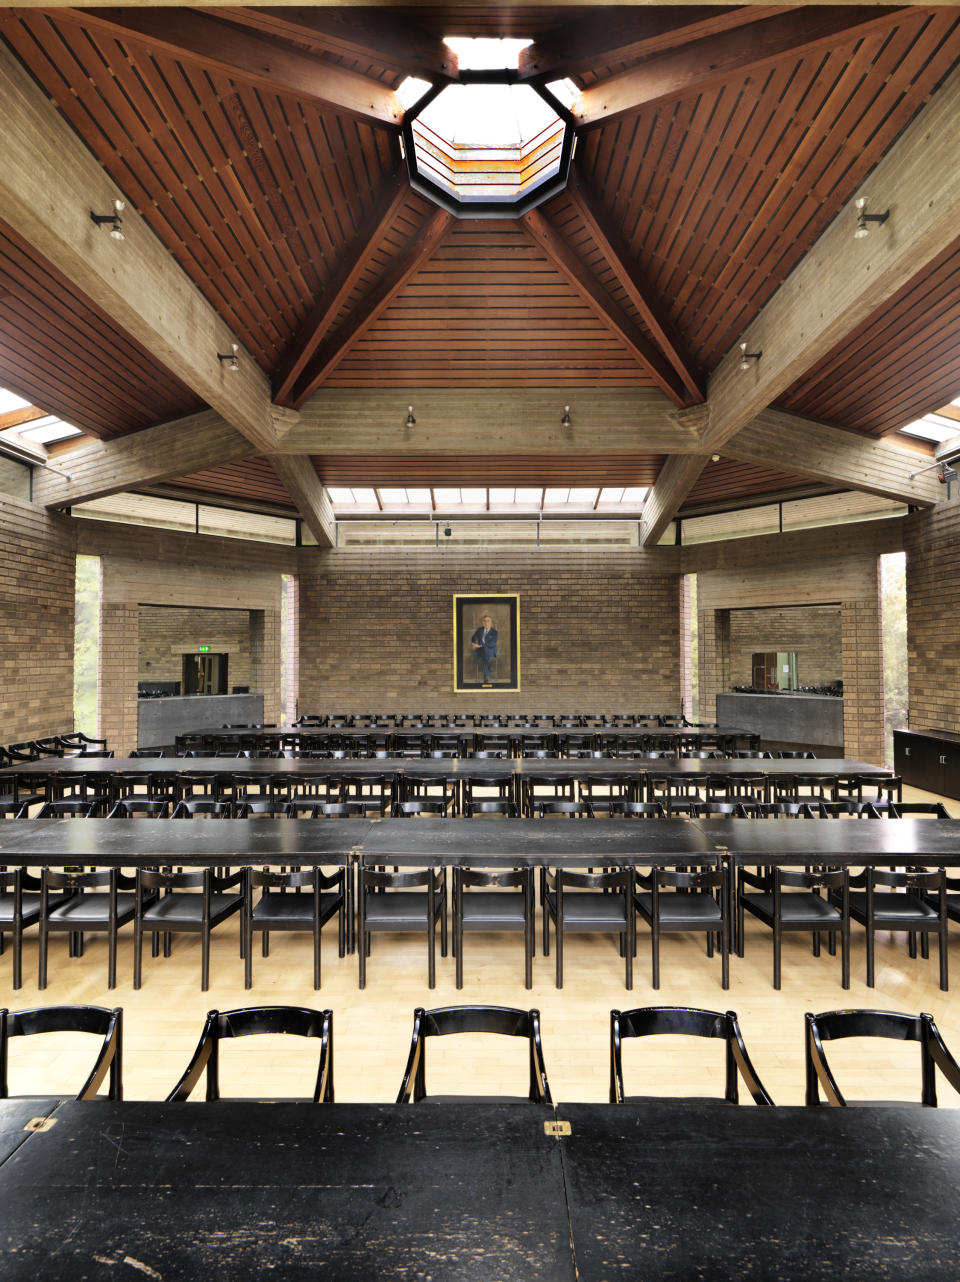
4, 785, 957, 1107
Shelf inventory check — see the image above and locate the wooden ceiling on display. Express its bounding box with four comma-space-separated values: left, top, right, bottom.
1, 5, 959, 520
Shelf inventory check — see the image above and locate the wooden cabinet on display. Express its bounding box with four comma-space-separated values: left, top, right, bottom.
894, 729, 960, 800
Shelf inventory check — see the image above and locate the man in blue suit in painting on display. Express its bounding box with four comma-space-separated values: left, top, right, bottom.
470, 613, 498, 683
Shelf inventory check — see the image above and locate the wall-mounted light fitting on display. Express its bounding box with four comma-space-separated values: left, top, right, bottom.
217, 342, 239, 372
739, 342, 762, 370
405, 406, 416, 427
560, 405, 572, 429
90, 199, 125, 241
854, 197, 889, 239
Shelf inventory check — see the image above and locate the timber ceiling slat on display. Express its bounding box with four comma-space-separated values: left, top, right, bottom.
168, 456, 292, 506
0, 222, 201, 437
681, 458, 817, 509
326, 220, 656, 388
779, 240, 960, 436
309, 453, 666, 485
576, 10, 960, 372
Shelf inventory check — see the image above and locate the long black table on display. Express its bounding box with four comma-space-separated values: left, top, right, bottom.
1, 818, 959, 869
1, 1099, 959, 1279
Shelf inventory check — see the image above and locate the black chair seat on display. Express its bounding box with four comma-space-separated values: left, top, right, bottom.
742, 892, 842, 927
847, 891, 939, 925
0, 893, 44, 925
252, 891, 342, 928
460, 892, 528, 930
48, 894, 137, 925
362, 894, 437, 929
636, 891, 722, 928
543, 891, 629, 929
142, 892, 243, 926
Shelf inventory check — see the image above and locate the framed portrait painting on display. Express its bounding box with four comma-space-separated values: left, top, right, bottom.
453, 595, 520, 692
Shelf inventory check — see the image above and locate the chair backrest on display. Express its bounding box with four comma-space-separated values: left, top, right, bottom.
172, 800, 231, 818
166, 1006, 334, 1102
611, 800, 666, 818
889, 802, 951, 818
107, 799, 170, 818
535, 800, 593, 818
465, 799, 517, 817
610, 1006, 774, 1105
805, 1009, 960, 1106
35, 799, 104, 819
394, 800, 449, 817
396, 1005, 551, 1103
0, 1005, 122, 1100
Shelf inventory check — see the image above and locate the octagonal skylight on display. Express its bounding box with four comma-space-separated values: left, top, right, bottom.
401, 37, 576, 217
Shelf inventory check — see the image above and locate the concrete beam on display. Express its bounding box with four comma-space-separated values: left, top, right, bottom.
268, 455, 335, 547
33, 411, 252, 509
640, 454, 710, 547
0, 42, 277, 453
725, 410, 943, 508
276, 388, 702, 456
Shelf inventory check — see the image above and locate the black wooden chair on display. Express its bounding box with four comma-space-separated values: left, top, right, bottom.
610, 1006, 774, 1104
166, 1006, 334, 1102
534, 799, 594, 818
34, 798, 106, 819
840, 867, 948, 990
634, 862, 730, 989
107, 798, 171, 818
805, 1009, 960, 1106
393, 799, 451, 817
541, 867, 634, 989
453, 867, 535, 989
244, 866, 346, 989
578, 774, 637, 814
38, 868, 139, 989
738, 866, 850, 989
0, 868, 53, 989
888, 802, 951, 818
396, 1005, 551, 1103
522, 772, 576, 815
0, 1004, 123, 1100
358, 867, 447, 989
134, 867, 244, 991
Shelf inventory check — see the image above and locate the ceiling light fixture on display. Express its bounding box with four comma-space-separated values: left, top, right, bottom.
739, 342, 762, 370
560, 405, 572, 429
90, 199, 125, 241
406, 406, 416, 427
217, 343, 239, 372
854, 197, 889, 239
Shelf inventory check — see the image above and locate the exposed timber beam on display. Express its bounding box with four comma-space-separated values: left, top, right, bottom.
268, 454, 335, 547
521, 209, 693, 407
276, 388, 700, 456
273, 171, 411, 407
640, 454, 709, 546
725, 410, 942, 508
63, 8, 404, 130
289, 210, 455, 406
518, 6, 771, 83
33, 412, 252, 509
573, 7, 906, 129
219, 7, 459, 83
645, 53, 960, 529
0, 43, 277, 453
565, 165, 703, 404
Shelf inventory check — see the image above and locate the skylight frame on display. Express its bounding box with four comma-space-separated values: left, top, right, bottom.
401, 70, 576, 218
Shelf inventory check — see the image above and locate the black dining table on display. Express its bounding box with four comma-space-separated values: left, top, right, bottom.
1, 1098, 958, 1279
1, 817, 958, 870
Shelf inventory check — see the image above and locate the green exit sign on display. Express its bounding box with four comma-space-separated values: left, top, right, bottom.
197, 645, 211, 653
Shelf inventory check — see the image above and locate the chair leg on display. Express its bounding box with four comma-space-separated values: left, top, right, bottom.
555, 921, 563, 989
866, 925, 875, 987
651, 920, 660, 990
133, 916, 143, 990
314, 914, 322, 991
201, 927, 210, 992
12, 925, 22, 991
358, 926, 367, 989
773, 921, 781, 991
108, 925, 117, 990
939, 924, 948, 992
38, 920, 47, 990
840, 923, 850, 990
720, 913, 730, 991
427, 916, 436, 989
244, 921, 254, 989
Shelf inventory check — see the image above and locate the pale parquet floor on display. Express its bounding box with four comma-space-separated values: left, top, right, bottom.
3, 784, 957, 1107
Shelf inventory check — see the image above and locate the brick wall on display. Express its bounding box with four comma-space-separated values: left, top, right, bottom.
138, 605, 252, 687
688, 522, 892, 763
297, 546, 681, 714
0, 497, 76, 741
727, 604, 842, 688
79, 519, 288, 753
904, 501, 960, 733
